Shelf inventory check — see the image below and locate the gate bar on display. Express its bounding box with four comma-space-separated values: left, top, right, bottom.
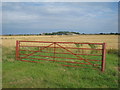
19, 49, 102, 56
21, 57, 95, 65
101, 43, 106, 72
19, 41, 104, 45
20, 45, 102, 50
20, 54, 101, 61
16, 40, 19, 60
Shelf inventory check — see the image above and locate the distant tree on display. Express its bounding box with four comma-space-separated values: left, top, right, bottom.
110, 33, 114, 35
8, 34, 12, 36
99, 33, 103, 35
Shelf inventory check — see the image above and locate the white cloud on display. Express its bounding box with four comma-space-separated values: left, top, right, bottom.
2, 2, 118, 34
3, 11, 40, 23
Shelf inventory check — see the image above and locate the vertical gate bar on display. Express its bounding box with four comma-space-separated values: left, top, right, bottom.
54, 42, 56, 60
101, 43, 106, 72
16, 40, 19, 60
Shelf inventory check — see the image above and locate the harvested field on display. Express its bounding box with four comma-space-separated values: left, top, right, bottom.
1, 35, 119, 49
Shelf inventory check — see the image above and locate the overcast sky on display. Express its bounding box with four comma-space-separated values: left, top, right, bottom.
2, 2, 118, 35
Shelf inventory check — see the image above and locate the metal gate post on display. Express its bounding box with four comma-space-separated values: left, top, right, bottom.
16, 40, 19, 60
101, 43, 106, 72
53, 42, 56, 60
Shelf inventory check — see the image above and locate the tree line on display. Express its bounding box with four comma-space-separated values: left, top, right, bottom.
3, 31, 120, 36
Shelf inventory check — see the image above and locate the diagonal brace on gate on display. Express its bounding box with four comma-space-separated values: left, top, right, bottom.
55, 43, 93, 65
20, 43, 54, 59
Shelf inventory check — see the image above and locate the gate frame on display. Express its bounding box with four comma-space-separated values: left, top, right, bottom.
16, 41, 106, 72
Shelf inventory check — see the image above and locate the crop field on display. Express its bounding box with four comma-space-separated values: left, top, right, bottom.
1, 35, 119, 49
1, 35, 119, 88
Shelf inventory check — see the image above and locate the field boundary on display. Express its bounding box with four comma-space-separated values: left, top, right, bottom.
16, 41, 106, 72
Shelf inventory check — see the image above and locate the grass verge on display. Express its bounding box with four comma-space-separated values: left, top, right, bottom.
2, 47, 119, 88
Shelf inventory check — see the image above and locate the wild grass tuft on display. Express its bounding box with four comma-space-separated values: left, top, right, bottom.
107, 49, 120, 57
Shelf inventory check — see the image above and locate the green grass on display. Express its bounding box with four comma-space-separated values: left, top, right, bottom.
20, 46, 102, 68
2, 47, 119, 88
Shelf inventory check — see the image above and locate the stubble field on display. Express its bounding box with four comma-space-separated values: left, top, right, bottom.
1, 35, 119, 49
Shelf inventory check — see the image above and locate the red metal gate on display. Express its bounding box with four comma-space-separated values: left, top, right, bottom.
16, 41, 106, 72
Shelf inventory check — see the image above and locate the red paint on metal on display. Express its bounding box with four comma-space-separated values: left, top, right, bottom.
21, 57, 94, 65
56, 43, 93, 65
21, 43, 54, 59
19, 60, 98, 70
19, 40, 104, 45
101, 43, 106, 72
19, 49, 102, 56
20, 54, 101, 62
16, 41, 19, 60
16, 40, 106, 71
20, 45, 102, 50
54, 42, 56, 60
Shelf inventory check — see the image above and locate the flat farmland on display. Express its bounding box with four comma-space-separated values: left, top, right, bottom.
2, 35, 119, 88
1, 35, 119, 49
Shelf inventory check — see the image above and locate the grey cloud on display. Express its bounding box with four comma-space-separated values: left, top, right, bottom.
2, 2, 118, 34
